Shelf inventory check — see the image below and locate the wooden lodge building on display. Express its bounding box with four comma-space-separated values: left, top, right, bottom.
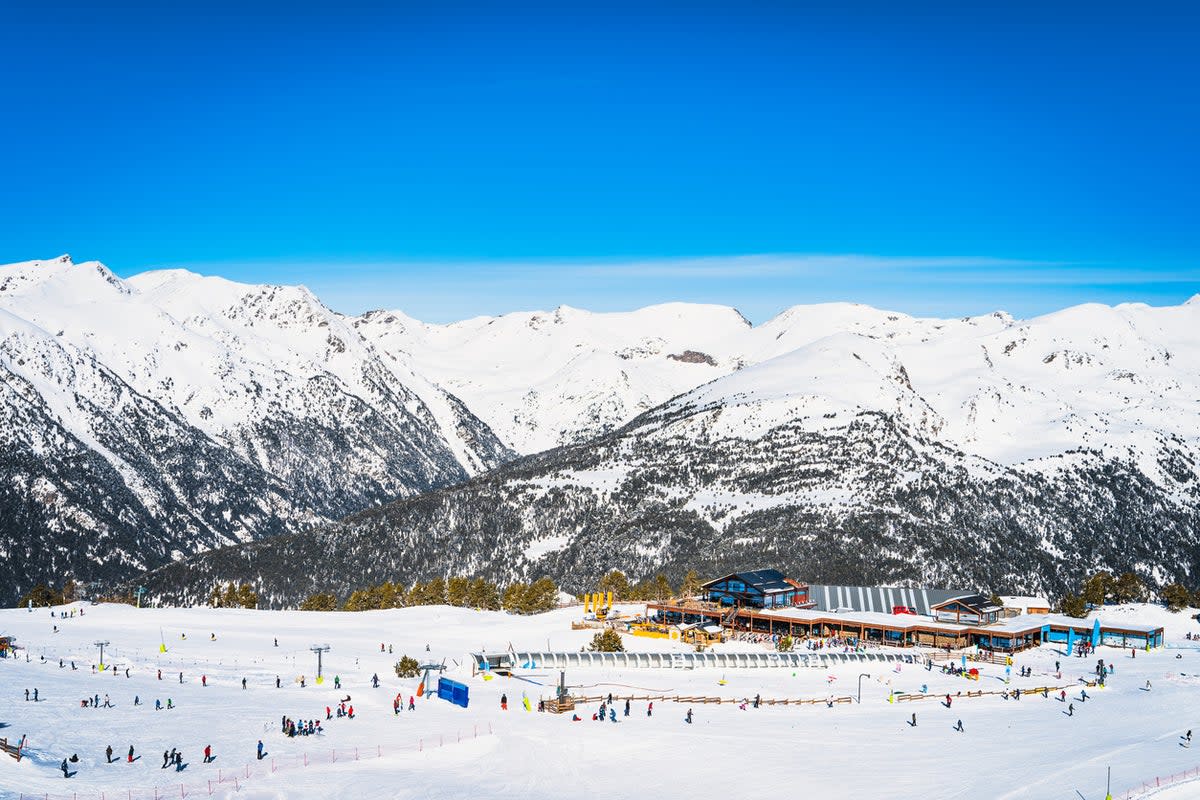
647, 569, 1165, 654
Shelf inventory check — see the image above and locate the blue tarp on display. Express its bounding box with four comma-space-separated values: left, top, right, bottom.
437, 677, 469, 709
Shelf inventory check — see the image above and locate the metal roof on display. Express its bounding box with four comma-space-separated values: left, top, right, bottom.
807, 584, 975, 617
702, 569, 794, 594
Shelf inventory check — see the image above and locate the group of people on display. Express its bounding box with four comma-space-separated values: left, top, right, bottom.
282, 715, 324, 737
392, 693, 416, 714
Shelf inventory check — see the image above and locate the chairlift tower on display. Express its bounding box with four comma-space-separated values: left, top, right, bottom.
310, 644, 331, 679
94, 640, 111, 668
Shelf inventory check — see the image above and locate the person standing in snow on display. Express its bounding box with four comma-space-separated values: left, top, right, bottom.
954, 720, 964, 732
334, 675, 341, 689
201, 675, 207, 687
685, 708, 693, 724
61, 758, 69, 777
910, 712, 917, 727
647, 702, 653, 717
372, 673, 379, 688
276, 676, 281, 688
105, 745, 113, 763
257, 740, 264, 760
1067, 703, 1075, 717
624, 699, 630, 717
162, 750, 170, 768
501, 693, 508, 711
127, 745, 135, 763
203, 745, 212, 763
409, 695, 415, 711
242, 678, 247, 690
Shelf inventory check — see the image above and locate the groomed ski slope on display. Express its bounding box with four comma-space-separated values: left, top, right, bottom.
1, 603, 1198, 800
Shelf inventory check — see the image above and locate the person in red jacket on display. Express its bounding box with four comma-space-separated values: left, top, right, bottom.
326, 706, 331, 720
347, 705, 354, 718
201, 675, 207, 687
203, 745, 212, 763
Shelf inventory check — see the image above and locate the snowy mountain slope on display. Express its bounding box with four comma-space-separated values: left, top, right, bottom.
6, 253, 1199, 606
352, 298, 1200, 475
0, 256, 512, 603
351, 302, 754, 453
132, 322, 1200, 606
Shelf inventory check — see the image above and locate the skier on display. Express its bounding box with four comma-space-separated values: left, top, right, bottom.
945, 694, 952, 708
1081, 690, 1088, 702
685, 708, 693, 724
155, 699, 162, 710
1146, 680, 1153, 691
61, 758, 69, 778
347, 705, 354, 718
624, 699, 630, 717
647, 702, 653, 717
203, 745, 212, 763
911, 712, 917, 727
276, 676, 281, 688
609, 707, 616, 722
372, 673, 379, 688
1067, 703, 1075, 717
409, 696, 415, 711
24, 689, 28, 701
274, 638, 278, 647
241, 678, 247, 690
127, 745, 135, 763
157, 669, 161, 680
161, 750, 169, 769
393, 696, 400, 715
179, 672, 183, 684
954, 719, 964, 732
257, 740, 264, 760
33, 688, 38, 701
501, 693, 508, 711
326, 706, 332, 720
201, 675, 207, 687
106, 745, 113, 763
334, 676, 341, 690
753, 693, 761, 709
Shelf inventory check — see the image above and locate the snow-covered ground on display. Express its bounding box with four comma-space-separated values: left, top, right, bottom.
2, 602, 1199, 800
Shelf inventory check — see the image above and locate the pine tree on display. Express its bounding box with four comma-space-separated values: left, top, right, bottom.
597, 570, 631, 601
502, 582, 528, 612
1057, 593, 1087, 618
1114, 572, 1147, 603
425, 576, 448, 606
652, 574, 674, 601
524, 577, 559, 614
236, 584, 258, 609
447, 576, 470, 607
1081, 571, 1115, 606
588, 629, 624, 652
299, 592, 337, 611
679, 569, 702, 598
1162, 583, 1192, 612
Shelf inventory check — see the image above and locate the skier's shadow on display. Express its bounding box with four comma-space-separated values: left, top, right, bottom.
257, 751, 269, 760
130, 755, 142, 762
63, 770, 77, 778
204, 756, 218, 764
175, 762, 189, 772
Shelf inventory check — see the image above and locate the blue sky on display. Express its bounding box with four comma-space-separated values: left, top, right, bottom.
1, 1, 1197, 322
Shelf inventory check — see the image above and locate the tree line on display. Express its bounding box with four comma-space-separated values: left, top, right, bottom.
300, 575, 560, 615
591, 569, 703, 602
1056, 570, 1200, 617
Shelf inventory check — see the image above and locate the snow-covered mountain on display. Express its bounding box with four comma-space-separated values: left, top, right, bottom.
5, 254, 1199, 606
131, 296, 1200, 605
352, 298, 1200, 472
0, 256, 511, 603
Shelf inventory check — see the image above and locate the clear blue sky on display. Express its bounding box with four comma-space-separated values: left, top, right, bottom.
2, 1, 1197, 322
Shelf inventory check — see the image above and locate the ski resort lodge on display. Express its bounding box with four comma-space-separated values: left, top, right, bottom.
646, 569, 1165, 654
